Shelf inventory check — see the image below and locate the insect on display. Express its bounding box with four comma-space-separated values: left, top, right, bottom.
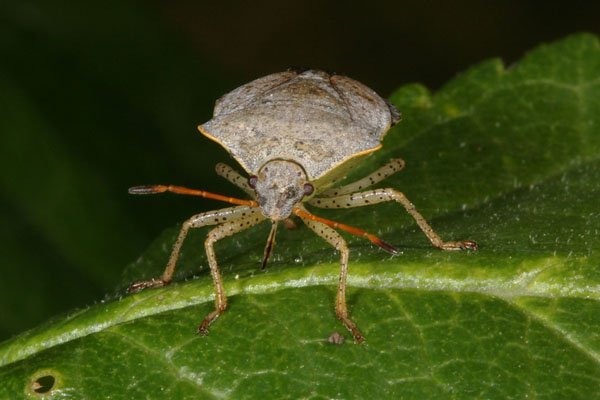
128, 69, 477, 343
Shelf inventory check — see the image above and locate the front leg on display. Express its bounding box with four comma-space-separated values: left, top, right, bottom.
198, 210, 267, 335
297, 206, 365, 343
308, 189, 477, 251
215, 163, 255, 197
319, 158, 405, 197
128, 205, 261, 292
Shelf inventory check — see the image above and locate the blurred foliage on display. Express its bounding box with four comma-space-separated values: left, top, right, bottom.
0, 1, 236, 340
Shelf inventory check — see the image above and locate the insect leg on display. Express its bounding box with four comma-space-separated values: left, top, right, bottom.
309, 189, 477, 250
293, 207, 398, 254
215, 163, 255, 197
297, 207, 364, 343
319, 158, 405, 197
199, 209, 267, 335
128, 205, 260, 292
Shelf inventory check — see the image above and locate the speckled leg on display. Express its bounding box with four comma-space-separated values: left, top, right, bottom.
319, 158, 405, 197
215, 162, 255, 197
199, 209, 267, 335
297, 206, 365, 343
128, 206, 262, 292
308, 189, 477, 251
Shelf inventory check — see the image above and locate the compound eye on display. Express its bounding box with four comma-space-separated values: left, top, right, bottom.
248, 175, 258, 189
303, 183, 314, 197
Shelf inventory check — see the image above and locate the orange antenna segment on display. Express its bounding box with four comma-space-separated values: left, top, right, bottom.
129, 185, 259, 208
293, 207, 399, 255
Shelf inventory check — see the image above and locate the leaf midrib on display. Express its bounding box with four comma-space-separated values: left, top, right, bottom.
1, 240, 596, 369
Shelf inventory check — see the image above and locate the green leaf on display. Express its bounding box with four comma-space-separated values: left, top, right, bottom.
2, 33, 600, 399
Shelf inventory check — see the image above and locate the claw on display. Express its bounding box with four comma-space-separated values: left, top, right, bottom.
127, 278, 167, 293
460, 240, 478, 251
197, 326, 210, 336
440, 240, 478, 251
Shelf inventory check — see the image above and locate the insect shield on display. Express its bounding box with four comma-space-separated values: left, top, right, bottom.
128, 69, 477, 343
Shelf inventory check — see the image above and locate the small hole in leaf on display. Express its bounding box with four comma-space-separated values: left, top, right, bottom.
32, 375, 55, 393
28, 369, 61, 396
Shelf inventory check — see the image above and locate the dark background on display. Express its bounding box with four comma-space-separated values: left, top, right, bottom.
1, 0, 599, 342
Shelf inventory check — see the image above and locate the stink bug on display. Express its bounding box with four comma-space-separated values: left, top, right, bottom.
129, 69, 477, 343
